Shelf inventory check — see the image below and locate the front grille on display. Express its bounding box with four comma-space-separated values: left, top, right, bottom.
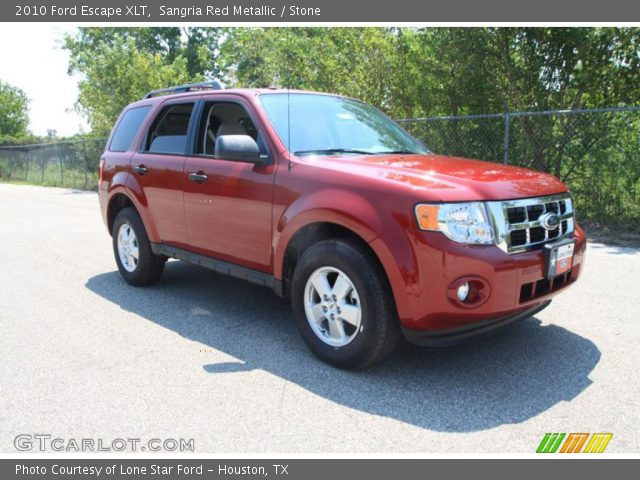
520, 269, 573, 302
526, 204, 545, 221
507, 207, 526, 224
486, 193, 575, 254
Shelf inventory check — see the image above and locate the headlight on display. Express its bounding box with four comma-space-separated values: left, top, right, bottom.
415, 202, 495, 245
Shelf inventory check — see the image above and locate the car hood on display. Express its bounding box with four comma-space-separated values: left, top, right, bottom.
313, 153, 568, 202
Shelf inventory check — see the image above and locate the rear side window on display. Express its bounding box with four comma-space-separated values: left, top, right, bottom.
109, 106, 151, 152
144, 103, 194, 155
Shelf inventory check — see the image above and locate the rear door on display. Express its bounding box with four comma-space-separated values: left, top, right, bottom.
130, 99, 198, 248
101, 105, 152, 193
183, 97, 276, 272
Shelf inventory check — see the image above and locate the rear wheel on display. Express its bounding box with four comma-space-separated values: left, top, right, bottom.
112, 207, 165, 286
291, 239, 401, 369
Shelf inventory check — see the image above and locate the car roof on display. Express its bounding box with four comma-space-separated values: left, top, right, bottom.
125, 88, 350, 109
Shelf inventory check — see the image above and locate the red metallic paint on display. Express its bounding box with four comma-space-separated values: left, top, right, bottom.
182, 95, 278, 272
130, 151, 189, 246
183, 158, 275, 272
99, 89, 586, 333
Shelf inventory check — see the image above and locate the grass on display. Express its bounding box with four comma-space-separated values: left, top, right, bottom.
0, 162, 98, 191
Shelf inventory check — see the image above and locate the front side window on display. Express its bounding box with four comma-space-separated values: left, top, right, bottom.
145, 103, 194, 155
196, 101, 261, 156
109, 106, 151, 152
259, 93, 428, 156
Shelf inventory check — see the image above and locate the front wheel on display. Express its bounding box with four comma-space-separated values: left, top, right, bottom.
112, 207, 165, 286
291, 239, 401, 369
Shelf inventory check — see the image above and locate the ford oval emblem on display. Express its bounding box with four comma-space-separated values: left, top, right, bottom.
539, 212, 560, 230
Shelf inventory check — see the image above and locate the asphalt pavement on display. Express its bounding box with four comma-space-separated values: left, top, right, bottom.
0, 183, 638, 453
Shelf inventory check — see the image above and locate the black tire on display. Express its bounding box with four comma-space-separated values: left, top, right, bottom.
112, 207, 165, 286
291, 238, 401, 369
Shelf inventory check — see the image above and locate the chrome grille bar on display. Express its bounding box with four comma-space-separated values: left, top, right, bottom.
485, 193, 575, 254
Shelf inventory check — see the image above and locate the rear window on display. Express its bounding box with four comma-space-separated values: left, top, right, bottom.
109, 106, 151, 152
144, 103, 194, 155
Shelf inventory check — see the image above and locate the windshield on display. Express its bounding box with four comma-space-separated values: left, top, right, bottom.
259, 93, 429, 156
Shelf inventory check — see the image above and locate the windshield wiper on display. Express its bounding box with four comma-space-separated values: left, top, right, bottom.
375, 150, 421, 155
294, 148, 376, 156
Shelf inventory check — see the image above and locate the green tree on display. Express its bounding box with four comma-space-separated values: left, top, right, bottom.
220, 27, 639, 114
64, 27, 223, 135
459, 28, 640, 174
0, 80, 30, 137
220, 28, 401, 113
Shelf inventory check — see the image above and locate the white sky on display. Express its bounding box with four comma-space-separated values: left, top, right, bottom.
0, 24, 88, 136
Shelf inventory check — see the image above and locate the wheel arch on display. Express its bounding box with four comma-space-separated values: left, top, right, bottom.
273, 187, 418, 323
107, 192, 136, 236
276, 217, 413, 322
279, 221, 375, 294
106, 189, 158, 242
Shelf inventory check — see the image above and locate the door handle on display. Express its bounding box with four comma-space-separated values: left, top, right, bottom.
133, 164, 148, 175
188, 172, 208, 183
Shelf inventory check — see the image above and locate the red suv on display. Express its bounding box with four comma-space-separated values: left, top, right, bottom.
99, 82, 586, 369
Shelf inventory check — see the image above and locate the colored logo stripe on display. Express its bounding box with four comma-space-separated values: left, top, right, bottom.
537, 433, 613, 453
583, 433, 613, 453
537, 433, 565, 453
560, 433, 589, 453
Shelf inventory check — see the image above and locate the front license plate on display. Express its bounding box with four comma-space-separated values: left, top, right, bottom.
545, 240, 575, 278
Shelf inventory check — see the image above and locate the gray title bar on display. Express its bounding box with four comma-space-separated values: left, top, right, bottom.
2, 459, 639, 480
4, 0, 640, 22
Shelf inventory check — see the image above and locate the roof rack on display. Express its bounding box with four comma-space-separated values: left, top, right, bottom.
143, 80, 224, 99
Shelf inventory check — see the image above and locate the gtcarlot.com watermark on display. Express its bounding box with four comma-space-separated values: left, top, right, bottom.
14, 434, 195, 452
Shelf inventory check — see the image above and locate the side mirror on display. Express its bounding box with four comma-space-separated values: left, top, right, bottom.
214, 135, 266, 164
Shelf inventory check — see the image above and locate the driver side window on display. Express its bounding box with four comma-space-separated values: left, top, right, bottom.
196, 101, 264, 156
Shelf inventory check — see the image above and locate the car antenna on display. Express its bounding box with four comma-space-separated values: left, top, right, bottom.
286, 29, 292, 171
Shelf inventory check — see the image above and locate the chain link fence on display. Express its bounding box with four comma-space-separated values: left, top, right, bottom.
400, 106, 640, 229
1, 106, 639, 228
0, 138, 107, 191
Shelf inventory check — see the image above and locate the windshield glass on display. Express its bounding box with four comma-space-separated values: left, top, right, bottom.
259, 93, 429, 156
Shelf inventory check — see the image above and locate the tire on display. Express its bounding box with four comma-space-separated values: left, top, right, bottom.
291, 238, 401, 369
112, 207, 165, 286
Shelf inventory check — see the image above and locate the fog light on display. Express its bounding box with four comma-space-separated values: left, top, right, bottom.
457, 282, 470, 302
447, 276, 490, 308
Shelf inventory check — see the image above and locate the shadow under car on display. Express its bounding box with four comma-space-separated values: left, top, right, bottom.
86, 260, 600, 433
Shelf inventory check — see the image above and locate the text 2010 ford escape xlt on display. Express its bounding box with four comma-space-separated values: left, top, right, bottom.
98, 82, 586, 369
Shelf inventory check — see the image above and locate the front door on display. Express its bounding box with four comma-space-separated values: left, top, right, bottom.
183, 99, 275, 272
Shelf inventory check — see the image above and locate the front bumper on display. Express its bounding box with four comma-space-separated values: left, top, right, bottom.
397, 224, 586, 332
402, 300, 551, 346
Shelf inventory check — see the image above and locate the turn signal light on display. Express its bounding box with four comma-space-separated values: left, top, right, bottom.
415, 204, 440, 230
